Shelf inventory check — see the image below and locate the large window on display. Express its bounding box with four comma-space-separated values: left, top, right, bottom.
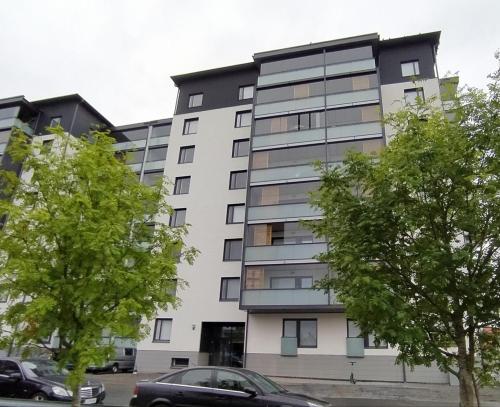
254, 111, 325, 135
226, 204, 245, 224
188, 93, 203, 108
173, 176, 191, 195
347, 319, 388, 349
183, 118, 199, 135
283, 319, 317, 348
170, 209, 186, 227
404, 88, 425, 104
401, 60, 420, 77
142, 171, 163, 186
271, 276, 313, 289
151, 124, 171, 138
247, 222, 324, 246
235, 111, 252, 128
232, 139, 249, 158
146, 146, 168, 162
153, 318, 172, 342
238, 85, 254, 100
223, 239, 242, 261
326, 105, 380, 126
229, 171, 247, 190
178, 146, 195, 163
220, 278, 240, 301
120, 127, 149, 141
250, 181, 320, 206
123, 149, 145, 165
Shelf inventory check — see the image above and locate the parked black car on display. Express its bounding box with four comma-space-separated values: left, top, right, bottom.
0, 358, 105, 404
130, 366, 331, 407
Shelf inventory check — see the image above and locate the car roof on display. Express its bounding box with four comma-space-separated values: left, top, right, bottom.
153, 366, 254, 381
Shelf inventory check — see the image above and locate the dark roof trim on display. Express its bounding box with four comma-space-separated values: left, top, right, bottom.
32, 94, 113, 127
112, 117, 172, 131
380, 31, 441, 49
171, 62, 256, 86
0, 95, 38, 114
253, 33, 380, 62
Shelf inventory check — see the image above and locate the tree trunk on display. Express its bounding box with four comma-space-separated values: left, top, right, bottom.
457, 337, 477, 407
71, 384, 81, 407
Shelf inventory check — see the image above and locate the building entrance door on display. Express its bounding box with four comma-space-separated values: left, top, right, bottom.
199, 322, 244, 367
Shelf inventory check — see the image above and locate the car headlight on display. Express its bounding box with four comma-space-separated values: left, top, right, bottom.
52, 386, 72, 397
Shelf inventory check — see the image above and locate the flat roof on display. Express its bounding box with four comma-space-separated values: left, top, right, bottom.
112, 117, 172, 131
171, 62, 256, 86
0, 95, 38, 113
380, 31, 441, 49
253, 33, 379, 62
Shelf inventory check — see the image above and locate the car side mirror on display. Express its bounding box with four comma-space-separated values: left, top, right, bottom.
8, 372, 22, 382
243, 387, 257, 398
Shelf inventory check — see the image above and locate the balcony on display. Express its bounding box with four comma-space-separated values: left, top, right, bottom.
257, 58, 376, 87
245, 242, 326, 264
247, 203, 321, 223
114, 140, 147, 151
326, 88, 379, 109
241, 288, 340, 310
250, 164, 320, 185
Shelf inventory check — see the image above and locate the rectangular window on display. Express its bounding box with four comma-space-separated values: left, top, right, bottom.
220, 278, 240, 301
120, 128, 149, 141
151, 124, 171, 138
232, 139, 249, 157
123, 149, 145, 165
283, 319, 317, 348
170, 208, 186, 227
153, 318, 172, 342
143, 171, 163, 186
183, 118, 199, 135
174, 176, 191, 195
49, 117, 61, 127
238, 85, 254, 100
171, 358, 189, 368
223, 239, 242, 261
270, 276, 313, 289
235, 111, 252, 128
146, 146, 168, 162
401, 60, 420, 77
229, 171, 247, 190
347, 319, 388, 349
226, 204, 245, 224
404, 88, 425, 104
188, 93, 203, 108
178, 146, 195, 164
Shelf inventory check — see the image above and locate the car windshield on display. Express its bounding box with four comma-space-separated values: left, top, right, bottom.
22, 360, 69, 378
243, 370, 286, 394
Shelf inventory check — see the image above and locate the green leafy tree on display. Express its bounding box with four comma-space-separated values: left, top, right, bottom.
0, 128, 196, 407
309, 59, 499, 407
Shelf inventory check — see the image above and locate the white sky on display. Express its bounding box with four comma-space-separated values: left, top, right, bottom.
1, 0, 498, 126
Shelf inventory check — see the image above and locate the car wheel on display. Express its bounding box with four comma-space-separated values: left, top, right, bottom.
111, 363, 119, 374
31, 392, 48, 401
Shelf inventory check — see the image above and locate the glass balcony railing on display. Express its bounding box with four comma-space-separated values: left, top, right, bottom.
240, 288, 339, 308
250, 164, 320, 185
245, 242, 327, 262
247, 203, 321, 222
114, 140, 147, 151
326, 88, 379, 109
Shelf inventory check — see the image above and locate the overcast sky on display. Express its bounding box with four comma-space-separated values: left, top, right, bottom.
1, 0, 498, 126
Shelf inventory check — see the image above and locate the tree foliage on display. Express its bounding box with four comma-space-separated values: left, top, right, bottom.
0, 128, 196, 406
310, 58, 499, 407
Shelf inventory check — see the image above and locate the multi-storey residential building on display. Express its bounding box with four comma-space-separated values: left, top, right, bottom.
0, 31, 457, 383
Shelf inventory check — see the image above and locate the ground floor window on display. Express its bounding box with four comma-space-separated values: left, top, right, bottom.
347, 319, 388, 349
283, 319, 317, 348
153, 318, 172, 342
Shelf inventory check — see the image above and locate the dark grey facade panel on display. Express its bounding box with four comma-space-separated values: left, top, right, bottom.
175, 67, 259, 115
378, 41, 436, 85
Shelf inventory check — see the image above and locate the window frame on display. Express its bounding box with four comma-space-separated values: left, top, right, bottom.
223, 239, 242, 262
170, 208, 187, 227
238, 85, 254, 100
178, 145, 195, 164
142, 171, 163, 186
232, 139, 250, 158
219, 277, 241, 301
183, 118, 199, 135
404, 87, 425, 104
146, 146, 168, 163
153, 318, 172, 343
282, 318, 317, 348
346, 319, 388, 349
401, 60, 420, 77
226, 204, 245, 224
235, 111, 252, 128
188, 93, 204, 108
173, 176, 191, 195
49, 116, 62, 127
229, 170, 247, 190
